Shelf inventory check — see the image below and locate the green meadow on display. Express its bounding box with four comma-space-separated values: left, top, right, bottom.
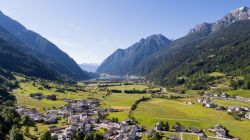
108, 84, 148, 91
12, 77, 105, 111
12, 76, 250, 140
132, 98, 250, 140
227, 89, 250, 98
213, 98, 250, 108
102, 93, 150, 122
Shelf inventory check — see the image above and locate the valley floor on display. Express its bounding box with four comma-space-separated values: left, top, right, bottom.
12, 75, 250, 140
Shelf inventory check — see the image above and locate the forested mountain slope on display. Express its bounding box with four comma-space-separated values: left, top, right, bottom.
142, 20, 250, 85
0, 26, 58, 80
0, 11, 91, 80
96, 34, 171, 75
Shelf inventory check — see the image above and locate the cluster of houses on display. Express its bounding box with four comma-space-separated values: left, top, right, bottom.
49, 115, 143, 139
16, 98, 145, 140
227, 106, 250, 119
160, 122, 203, 133
203, 91, 229, 98
16, 106, 44, 123
208, 124, 229, 138
153, 121, 234, 139
49, 115, 97, 139
197, 97, 216, 108
99, 119, 143, 140
16, 106, 62, 124
152, 121, 208, 140
197, 97, 250, 120
203, 91, 250, 103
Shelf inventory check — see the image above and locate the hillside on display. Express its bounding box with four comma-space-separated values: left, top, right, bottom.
0, 25, 58, 80
135, 7, 250, 86
143, 20, 250, 85
0, 11, 91, 80
96, 34, 171, 75
98, 7, 250, 86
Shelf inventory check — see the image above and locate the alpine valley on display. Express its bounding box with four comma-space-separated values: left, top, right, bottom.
0, 5, 250, 140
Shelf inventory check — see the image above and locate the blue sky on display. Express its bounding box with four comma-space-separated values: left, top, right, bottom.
0, 0, 249, 63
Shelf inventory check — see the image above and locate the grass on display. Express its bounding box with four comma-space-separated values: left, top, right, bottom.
182, 133, 198, 140
132, 98, 250, 140
227, 89, 250, 98
13, 75, 250, 139
184, 90, 200, 95
102, 93, 150, 109
213, 99, 250, 108
13, 78, 106, 111
14, 93, 66, 112
108, 84, 148, 91
208, 72, 225, 77
23, 118, 68, 138
102, 93, 150, 122
164, 132, 180, 139
107, 112, 129, 122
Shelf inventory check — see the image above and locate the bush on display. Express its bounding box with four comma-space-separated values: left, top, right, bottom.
124, 89, 146, 94
131, 96, 150, 110
110, 89, 122, 93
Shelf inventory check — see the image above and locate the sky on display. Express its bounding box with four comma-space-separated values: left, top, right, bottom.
0, 0, 249, 64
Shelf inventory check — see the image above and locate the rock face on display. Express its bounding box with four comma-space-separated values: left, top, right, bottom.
96, 34, 171, 75
189, 6, 250, 33
0, 11, 91, 80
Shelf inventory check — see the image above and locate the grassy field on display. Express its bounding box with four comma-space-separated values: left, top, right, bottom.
14, 93, 66, 111
101, 93, 150, 122
12, 78, 106, 111
13, 75, 250, 139
132, 98, 250, 140
182, 133, 198, 140
208, 72, 225, 77
213, 98, 250, 108
227, 89, 250, 98
108, 84, 148, 91
22, 118, 68, 139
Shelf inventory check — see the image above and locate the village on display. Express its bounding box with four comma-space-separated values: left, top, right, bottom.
16, 98, 145, 140
15, 86, 250, 140
197, 92, 250, 120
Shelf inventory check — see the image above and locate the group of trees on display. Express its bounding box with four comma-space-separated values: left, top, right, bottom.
230, 74, 250, 90
184, 73, 215, 90
157, 121, 170, 131
0, 101, 23, 140
131, 96, 151, 110
0, 70, 24, 140
124, 89, 146, 94
110, 89, 122, 93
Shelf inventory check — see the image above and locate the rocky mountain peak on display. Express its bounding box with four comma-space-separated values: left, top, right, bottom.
188, 22, 211, 34
139, 34, 171, 47
189, 6, 250, 34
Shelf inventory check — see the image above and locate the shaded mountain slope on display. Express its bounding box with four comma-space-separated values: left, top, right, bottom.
144, 20, 250, 85
96, 34, 171, 75
0, 11, 91, 80
0, 25, 58, 80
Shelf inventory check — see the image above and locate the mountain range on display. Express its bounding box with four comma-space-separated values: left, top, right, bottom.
0, 11, 93, 81
97, 6, 250, 85
79, 63, 100, 73
0, 6, 250, 85
96, 34, 171, 75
